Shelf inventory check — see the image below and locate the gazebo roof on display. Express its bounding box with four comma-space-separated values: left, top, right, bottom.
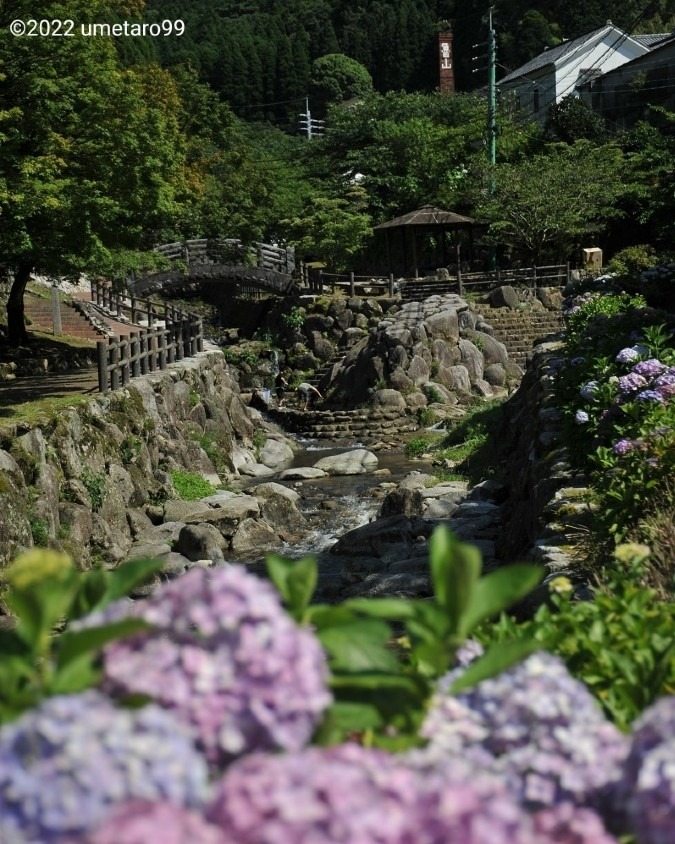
373, 204, 475, 230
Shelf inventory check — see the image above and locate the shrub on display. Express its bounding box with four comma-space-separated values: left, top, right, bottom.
80, 466, 107, 512
405, 437, 431, 457
169, 470, 215, 501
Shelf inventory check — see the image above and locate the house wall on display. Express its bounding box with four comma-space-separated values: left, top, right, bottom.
581, 40, 675, 130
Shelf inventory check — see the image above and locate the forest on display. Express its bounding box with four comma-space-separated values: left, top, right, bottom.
2, 0, 675, 342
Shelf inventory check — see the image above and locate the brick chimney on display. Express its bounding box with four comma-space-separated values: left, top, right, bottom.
438, 30, 455, 93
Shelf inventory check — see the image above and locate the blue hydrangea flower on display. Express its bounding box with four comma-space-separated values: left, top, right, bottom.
95, 566, 332, 766
636, 390, 666, 404
627, 740, 675, 844
613, 438, 637, 455
0, 692, 209, 843
615, 348, 640, 364
579, 381, 600, 400
570, 357, 586, 366
575, 411, 589, 425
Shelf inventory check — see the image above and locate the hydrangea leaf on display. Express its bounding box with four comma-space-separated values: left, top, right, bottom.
318, 618, 399, 673
450, 639, 539, 693
429, 525, 481, 635
266, 554, 318, 620
459, 564, 543, 636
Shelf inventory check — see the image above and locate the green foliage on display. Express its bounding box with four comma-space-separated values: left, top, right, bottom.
119, 436, 142, 466
404, 437, 432, 457
252, 430, 267, 458
223, 346, 259, 368
431, 401, 504, 483
267, 525, 541, 746
0, 549, 161, 723
80, 467, 107, 513
169, 470, 216, 501
188, 390, 201, 408
606, 245, 660, 276
476, 141, 626, 264
29, 517, 49, 548
481, 545, 675, 730
280, 306, 306, 332
422, 384, 445, 404
544, 95, 607, 144
310, 53, 373, 114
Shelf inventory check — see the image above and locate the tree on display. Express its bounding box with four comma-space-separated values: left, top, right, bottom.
475, 141, 626, 264
309, 53, 373, 115
0, 0, 187, 345
544, 95, 607, 144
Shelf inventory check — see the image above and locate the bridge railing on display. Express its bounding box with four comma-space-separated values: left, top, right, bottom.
91, 280, 203, 393
153, 238, 295, 276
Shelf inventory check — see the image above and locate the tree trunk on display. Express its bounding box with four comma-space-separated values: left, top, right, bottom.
6, 263, 33, 345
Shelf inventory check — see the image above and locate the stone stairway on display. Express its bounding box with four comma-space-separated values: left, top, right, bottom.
307, 351, 345, 389
268, 407, 419, 441
23, 294, 104, 342
474, 305, 564, 367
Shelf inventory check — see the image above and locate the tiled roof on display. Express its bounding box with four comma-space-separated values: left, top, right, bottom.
632, 33, 671, 48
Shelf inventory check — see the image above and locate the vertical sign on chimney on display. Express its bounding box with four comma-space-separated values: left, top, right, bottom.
438, 30, 455, 93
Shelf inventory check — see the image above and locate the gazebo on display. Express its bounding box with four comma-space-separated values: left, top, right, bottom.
373, 204, 477, 278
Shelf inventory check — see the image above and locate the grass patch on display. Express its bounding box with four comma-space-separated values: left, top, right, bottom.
170, 470, 216, 501
0, 394, 90, 429
429, 400, 505, 484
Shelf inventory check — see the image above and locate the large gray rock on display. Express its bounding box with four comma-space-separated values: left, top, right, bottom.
490, 285, 519, 309
176, 523, 227, 564
252, 482, 306, 531
444, 365, 471, 393
407, 355, 430, 385
331, 514, 430, 557
258, 439, 294, 471
373, 389, 406, 410
458, 339, 484, 381
380, 488, 424, 518
279, 466, 328, 480
313, 449, 378, 475
484, 363, 506, 386
423, 309, 459, 343
186, 495, 261, 535
231, 517, 278, 554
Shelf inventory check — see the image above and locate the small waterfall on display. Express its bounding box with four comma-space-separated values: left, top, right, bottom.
270, 349, 280, 377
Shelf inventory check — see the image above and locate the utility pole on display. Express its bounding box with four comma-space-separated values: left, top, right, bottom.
487, 7, 497, 270
298, 97, 325, 139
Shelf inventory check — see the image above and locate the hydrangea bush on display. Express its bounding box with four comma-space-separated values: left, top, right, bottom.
88, 566, 333, 765
0, 542, 673, 843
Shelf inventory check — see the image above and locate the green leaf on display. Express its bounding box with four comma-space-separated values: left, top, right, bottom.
429, 526, 481, 634
342, 598, 417, 620
49, 653, 101, 695
266, 554, 318, 617
56, 618, 150, 669
329, 673, 421, 692
450, 640, 539, 693
320, 700, 384, 731
318, 619, 399, 673
459, 565, 542, 635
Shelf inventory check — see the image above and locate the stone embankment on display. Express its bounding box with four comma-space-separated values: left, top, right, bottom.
268, 407, 418, 442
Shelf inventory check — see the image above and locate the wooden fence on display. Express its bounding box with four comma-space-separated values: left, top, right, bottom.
456, 263, 570, 293
303, 269, 397, 297
92, 280, 203, 394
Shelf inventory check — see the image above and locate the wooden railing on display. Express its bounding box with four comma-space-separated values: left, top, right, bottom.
153, 238, 296, 276
91, 280, 203, 393
456, 263, 570, 293
304, 269, 397, 297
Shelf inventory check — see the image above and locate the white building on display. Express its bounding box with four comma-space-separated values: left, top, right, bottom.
498, 21, 652, 121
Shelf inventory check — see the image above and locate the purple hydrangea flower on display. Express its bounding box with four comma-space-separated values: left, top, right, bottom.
637, 390, 666, 404
627, 740, 675, 844
426, 652, 609, 757
497, 722, 628, 814
69, 801, 225, 844
579, 381, 600, 400
618, 373, 648, 395
613, 439, 637, 455
207, 744, 542, 844
615, 348, 640, 364
622, 698, 675, 788
532, 803, 620, 844
632, 359, 668, 379
575, 411, 589, 425
570, 357, 586, 366
96, 566, 332, 766
654, 373, 675, 388
455, 638, 485, 667
0, 692, 209, 843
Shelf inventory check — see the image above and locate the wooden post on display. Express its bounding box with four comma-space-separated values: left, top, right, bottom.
196, 317, 203, 353
183, 317, 191, 357
110, 339, 120, 391
130, 332, 140, 378
131, 297, 138, 324
349, 271, 355, 297
158, 330, 167, 370
456, 241, 463, 295
565, 262, 570, 285
148, 331, 156, 372
139, 330, 149, 374
50, 284, 62, 335
533, 266, 538, 289
120, 336, 130, 385
389, 273, 395, 296
148, 302, 154, 329
97, 341, 108, 393
175, 321, 184, 361
318, 269, 323, 293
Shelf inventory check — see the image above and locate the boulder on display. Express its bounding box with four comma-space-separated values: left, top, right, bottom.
373, 389, 406, 411
230, 517, 278, 554
313, 449, 378, 476
407, 355, 430, 385
380, 488, 425, 518
458, 339, 484, 381
423, 309, 459, 343
484, 363, 506, 387
258, 439, 294, 471
278, 466, 328, 480
176, 523, 227, 564
489, 285, 519, 309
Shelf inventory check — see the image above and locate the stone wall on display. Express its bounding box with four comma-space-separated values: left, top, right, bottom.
495, 340, 594, 586
0, 351, 265, 570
